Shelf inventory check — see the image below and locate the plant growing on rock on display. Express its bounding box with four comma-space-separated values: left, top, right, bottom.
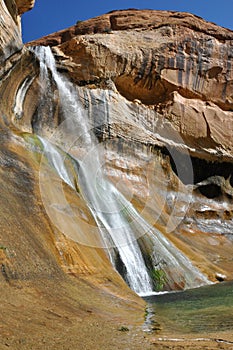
151, 268, 168, 291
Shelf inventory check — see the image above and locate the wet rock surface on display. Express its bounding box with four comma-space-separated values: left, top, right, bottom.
1, 4, 233, 349
29, 9, 233, 161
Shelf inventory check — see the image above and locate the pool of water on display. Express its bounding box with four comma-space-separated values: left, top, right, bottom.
143, 281, 233, 335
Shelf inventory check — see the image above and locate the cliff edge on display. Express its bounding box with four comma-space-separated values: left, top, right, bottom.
30, 9, 233, 162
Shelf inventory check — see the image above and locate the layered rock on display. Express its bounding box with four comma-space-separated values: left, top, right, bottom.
0, 0, 35, 62
29, 9, 233, 161
1, 6, 233, 294
6, 4, 233, 347
0, 0, 21, 61
0, 2, 145, 294
25, 10, 233, 282
0, 11, 150, 350
2, 7, 233, 350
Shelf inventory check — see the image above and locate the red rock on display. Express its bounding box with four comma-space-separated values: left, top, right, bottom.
28, 9, 233, 161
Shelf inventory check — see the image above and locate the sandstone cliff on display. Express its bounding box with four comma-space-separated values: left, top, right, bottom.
1, 1, 147, 296
27, 13, 233, 283
1, 2, 233, 284
1, 5, 233, 348
0, 0, 34, 61
1, 5, 233, 283
0, 3, 148, 348
30, 9, 233, 162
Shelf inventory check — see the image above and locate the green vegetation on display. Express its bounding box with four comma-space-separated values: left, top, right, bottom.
22, 133, 43, 151
141, 251, 168, 292
151, 268, 168, 291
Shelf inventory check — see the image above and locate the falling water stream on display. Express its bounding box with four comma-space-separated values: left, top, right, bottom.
28, 46, 211, 295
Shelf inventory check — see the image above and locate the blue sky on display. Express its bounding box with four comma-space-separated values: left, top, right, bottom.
22, 0, 233, 43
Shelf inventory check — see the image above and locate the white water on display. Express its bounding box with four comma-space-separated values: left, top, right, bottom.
14, 76, 34, 119
32, 46, 153, 294
38, 136, 74, 188
31, 46, 210, 294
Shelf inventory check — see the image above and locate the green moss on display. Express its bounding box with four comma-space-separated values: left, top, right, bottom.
22, 133, 43, 151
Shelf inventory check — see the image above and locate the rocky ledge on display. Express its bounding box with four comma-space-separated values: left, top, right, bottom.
29, 9, 233, 162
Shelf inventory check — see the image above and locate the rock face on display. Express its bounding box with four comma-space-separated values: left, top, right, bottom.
15, 0, 34, 15
1, 5, 233, 282
1, 4, 233, 345
30, 9, 233, 161
0, 2, 145, 293
1, 4, 233, 338
0, 3, 148, 346
0, 0, 34, 61
0, 0, 21, 61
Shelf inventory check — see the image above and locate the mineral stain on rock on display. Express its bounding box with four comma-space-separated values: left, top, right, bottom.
1, 3, 233, 349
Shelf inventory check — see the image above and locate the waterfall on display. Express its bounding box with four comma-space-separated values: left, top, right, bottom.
31, 46, 210, 295
38, 136, 74, 188
32, 46, 153, 294
14, 76, 34, 119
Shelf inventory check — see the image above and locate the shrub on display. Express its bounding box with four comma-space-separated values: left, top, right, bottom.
151, 269, 168, 291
